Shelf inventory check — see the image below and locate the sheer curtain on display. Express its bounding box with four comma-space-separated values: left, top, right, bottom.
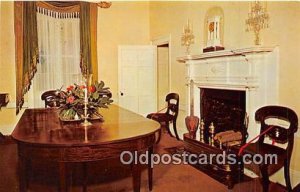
30, 9, 81, 108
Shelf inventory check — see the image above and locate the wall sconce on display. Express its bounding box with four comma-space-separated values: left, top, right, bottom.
181, 19, 195, 55
245, 1, 269, 45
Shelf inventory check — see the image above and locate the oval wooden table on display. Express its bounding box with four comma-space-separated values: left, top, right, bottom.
12, 105, 160, 192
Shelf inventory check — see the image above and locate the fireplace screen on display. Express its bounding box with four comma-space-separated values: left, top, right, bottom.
200, 88, 246, 135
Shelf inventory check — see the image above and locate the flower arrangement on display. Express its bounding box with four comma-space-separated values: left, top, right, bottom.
59, 81, 113, 121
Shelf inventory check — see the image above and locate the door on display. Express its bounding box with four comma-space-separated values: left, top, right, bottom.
118, 46, 157, 116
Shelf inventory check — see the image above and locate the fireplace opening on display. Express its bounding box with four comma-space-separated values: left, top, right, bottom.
200, 88, 246, 137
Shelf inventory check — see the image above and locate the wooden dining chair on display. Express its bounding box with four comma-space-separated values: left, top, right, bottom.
41, 90, 66, 108
242, 106, 298, 192
147, 93, 180, 142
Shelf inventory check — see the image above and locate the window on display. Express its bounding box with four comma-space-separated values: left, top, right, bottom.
30, 10, 81, 107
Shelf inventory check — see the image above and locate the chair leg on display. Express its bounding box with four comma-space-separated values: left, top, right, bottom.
260, 165, 270, 192
155, 128, 162, 144
172, 120, 180, 140
284, 159, 293, 192
165, 121, 174, 137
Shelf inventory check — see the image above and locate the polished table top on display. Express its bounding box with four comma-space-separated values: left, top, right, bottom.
12, 104, 160, 146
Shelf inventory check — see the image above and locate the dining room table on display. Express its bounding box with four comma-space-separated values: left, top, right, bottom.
11, 104, 160, 192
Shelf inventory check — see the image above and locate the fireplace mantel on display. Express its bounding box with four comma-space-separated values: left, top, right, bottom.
177, 46, 276, 63
179, 46, 279, 140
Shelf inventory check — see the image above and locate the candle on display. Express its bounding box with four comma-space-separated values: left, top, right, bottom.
84, 85, 88, 103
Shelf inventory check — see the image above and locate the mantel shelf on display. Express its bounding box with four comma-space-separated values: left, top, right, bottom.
177, 46, 276, 63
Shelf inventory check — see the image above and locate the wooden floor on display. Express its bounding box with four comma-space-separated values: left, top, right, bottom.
0, 132, 292, 192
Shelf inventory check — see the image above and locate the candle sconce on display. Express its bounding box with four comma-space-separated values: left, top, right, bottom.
246, 1, 269, 45
181, 19, 195, 56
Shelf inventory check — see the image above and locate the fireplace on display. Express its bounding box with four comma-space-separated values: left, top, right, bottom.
179, 47, 279, 140
200, 88, 246, 135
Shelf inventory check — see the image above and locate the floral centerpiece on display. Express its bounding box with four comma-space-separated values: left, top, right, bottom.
59, 81, 113, 121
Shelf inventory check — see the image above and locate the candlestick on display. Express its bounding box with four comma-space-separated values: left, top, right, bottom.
200, 119, 205, 142
81, 76, 92, 126
209, 122, 215, 146
84, 126, 88, 142
181, 18, 195, 55
245, 1, 269, 45
84, 86, 88, 103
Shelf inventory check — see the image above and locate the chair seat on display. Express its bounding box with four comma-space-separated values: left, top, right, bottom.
244, 142, 286, 175
245, 143, 286, 157
146, 113, 174, 123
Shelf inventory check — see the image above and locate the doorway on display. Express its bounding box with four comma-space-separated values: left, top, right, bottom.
152, 35, 171, 111
157, 44, 170, 110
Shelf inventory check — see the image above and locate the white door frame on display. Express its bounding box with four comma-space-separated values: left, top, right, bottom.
152, 35, 172, 110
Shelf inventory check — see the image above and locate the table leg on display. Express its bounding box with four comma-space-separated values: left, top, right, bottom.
132, 153, 141, 192
18, 156, 27, 192
59, 162, 68, 192
148, 147, 153, 191
83, 162, 87, 192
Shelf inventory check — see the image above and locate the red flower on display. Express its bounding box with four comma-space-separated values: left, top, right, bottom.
67, 85, 74, 91
66, 96, 75, 104
79, 85, 86, 89
88, 86, 96, 93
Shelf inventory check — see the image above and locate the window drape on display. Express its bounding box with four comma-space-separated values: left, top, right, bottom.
14, 1, 99, 113
80, 2, 98, 80
14, 2, 39, 114
30, 8, 81, 108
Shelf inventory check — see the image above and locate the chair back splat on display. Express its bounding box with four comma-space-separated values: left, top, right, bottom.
41, 90, 66, 108
243, 105, 298, 192
147, 93, 180, 142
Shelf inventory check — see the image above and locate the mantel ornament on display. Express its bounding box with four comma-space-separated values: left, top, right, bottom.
203, 7, 224, 53
245, 1, 269, 45
181, 19, 195, 56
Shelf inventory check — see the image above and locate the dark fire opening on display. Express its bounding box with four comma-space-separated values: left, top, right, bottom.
200, 88, 246, 135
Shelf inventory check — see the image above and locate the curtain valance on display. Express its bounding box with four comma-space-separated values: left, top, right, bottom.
36, 1, 80, 18
37, 7, 80, 19
36, 1, 80, 13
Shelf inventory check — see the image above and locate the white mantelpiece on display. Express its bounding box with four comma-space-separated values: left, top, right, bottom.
178, 46, 279, 140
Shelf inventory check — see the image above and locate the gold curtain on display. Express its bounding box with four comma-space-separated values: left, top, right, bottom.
80, 2, 98, 81
14, 1, 98, 114
14, 2, 39, 114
